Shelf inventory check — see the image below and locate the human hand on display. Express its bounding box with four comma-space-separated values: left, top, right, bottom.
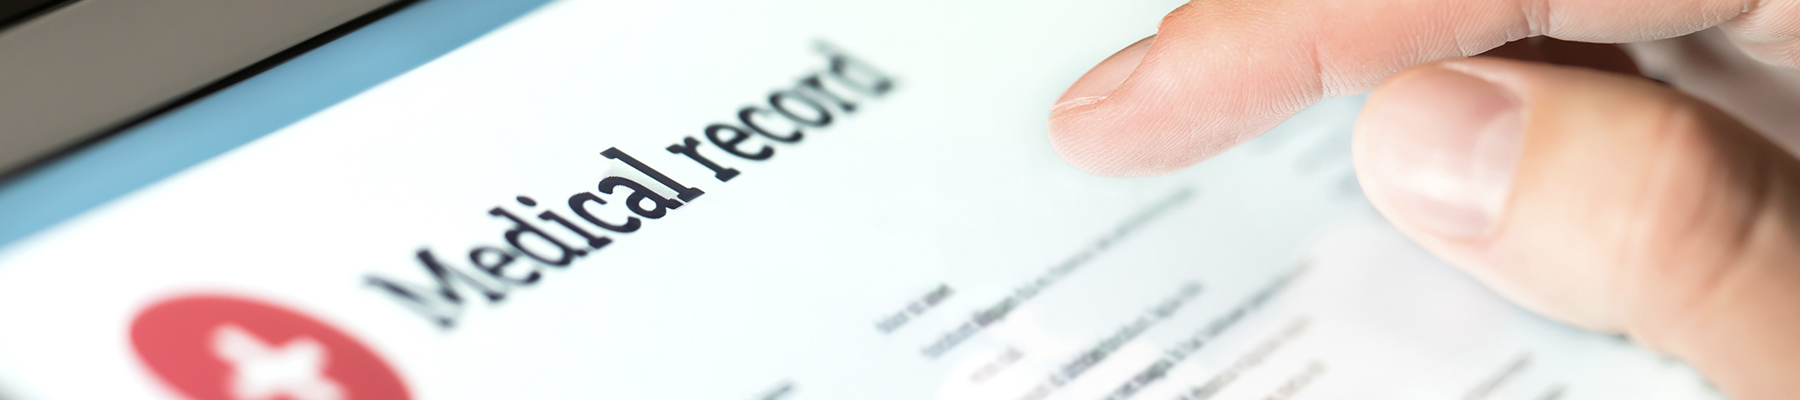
1046, 2, 1800, 398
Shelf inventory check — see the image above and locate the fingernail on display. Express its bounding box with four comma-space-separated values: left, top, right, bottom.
1361, 65, 1523, 238
1052, 35, 1155, 112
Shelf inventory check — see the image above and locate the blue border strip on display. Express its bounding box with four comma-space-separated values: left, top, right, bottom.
0, 0, 556, 249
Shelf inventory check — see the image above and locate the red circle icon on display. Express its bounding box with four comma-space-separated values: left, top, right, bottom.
129, 294, 410, 400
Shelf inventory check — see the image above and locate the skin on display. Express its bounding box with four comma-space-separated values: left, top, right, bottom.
1047, 1, 1800, 398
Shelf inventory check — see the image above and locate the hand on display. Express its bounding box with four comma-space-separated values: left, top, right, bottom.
1046, 1, 1800, 398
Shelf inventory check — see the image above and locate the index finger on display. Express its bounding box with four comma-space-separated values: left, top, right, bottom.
1047, 0, 1799, 176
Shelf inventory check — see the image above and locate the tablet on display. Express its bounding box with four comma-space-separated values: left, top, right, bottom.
0, 0, 1722, 399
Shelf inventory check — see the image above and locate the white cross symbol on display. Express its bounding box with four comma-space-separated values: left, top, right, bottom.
210, 324, 347, 400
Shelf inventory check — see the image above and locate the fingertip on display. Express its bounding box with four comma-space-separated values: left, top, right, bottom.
1055, 36, 1155, 105
1356, 63, 1525, 240
1048, 35, 1208, 177
1049, 97, 1269, 177
1047, 106, 1156, 177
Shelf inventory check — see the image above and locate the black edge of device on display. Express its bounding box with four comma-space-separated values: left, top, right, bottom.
0, 0, 79, 33
0, 0, 424, 182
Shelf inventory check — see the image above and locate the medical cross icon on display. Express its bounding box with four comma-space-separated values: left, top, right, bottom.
212, 323, 345, 400
131, 295, 409, 400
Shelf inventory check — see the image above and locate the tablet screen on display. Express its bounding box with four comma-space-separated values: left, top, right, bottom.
0, 0, 1721, 399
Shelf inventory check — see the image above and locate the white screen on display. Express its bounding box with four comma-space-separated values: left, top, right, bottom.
0, 1, 1719, 399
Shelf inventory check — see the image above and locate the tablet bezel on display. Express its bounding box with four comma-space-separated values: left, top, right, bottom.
0, 0, 399, 176
0, 0, 558, 250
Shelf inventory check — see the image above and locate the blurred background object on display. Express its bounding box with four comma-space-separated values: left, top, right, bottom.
0, 0, 390, 176
0, 0, 68, 29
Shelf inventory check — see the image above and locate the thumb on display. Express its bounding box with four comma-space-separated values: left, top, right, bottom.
1355, 57, 1800, 399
